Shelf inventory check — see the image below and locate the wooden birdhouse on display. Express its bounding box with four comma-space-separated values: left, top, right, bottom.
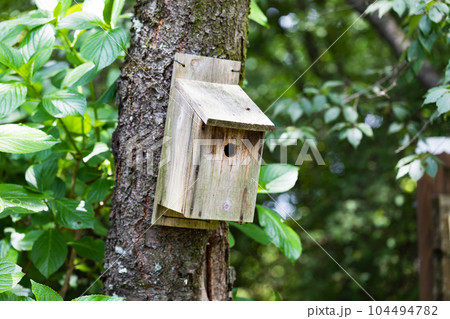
152, 53, 275, 229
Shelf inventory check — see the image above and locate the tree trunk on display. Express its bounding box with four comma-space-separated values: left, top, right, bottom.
103, 0, 250, 300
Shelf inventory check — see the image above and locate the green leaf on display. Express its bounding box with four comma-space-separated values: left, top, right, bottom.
53, 0, 73, 18
393, 106, 409, 120
273, 99, 289, 117
0, 21, 25, 46
2, 18, 53, 30
343, 106, 358, 123
31, 229, 68, 278
83, 142, 109, 163
436, 2, 449, 15
249, 0, 269, 27
436, 93, 450, 115
357, 123, 373, 137
288, 101, 303, 122
83, 0, 106, 18
43, 90, 87, 118
61, 62, 96, 88
299, 97, 313, 116
0, 292, 33, 301
0, 184, 47, 214
35, 0, 59, 13
424, 87, 447, 104
95, 78, 118, 106
429, 6, 444, 23
51, 198, 95, 229
61, 113, 92, 134
367, 1, 392, 18
388, 122, 403, 134
0, 82, 27, 117
257, 206, 302, 262
0, 43, 24, 72
258, 164, 299, 194
25, 160, 58, 191
86, 178, 111, 203
230, 222, 271, 245
57, 12, 105, 30
228, 231, 235, 248
329, 122, 347, 133
0, 240, 18, 263
72, 294, 123, 301
0, 259, 24, 293
80, 28, 127, 71
424, 157, 438, 179
18, 49, 52, 82
396, 164, 411, 179
0, 124, 58, 153
313, 95, 327, 111
104, 0, 125, 27
407, 40, 425, 66
346, 128, 362, 148
19, 24, 55, 70
396, 154, 417, 168
10, 229, 44, 251
69, 237, 105, 262
322, 81, 344, 89
392, 0, 406, 16
419, 15, 432, 35
408, 159, 425, 181
324, 107, 340, 123
419, 31, 436, 54
31, 280, 63, 301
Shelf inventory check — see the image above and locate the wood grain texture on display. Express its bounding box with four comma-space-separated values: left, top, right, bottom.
152, 53, 246, 229
175, 79, 275, 132
155, 207, 219, 230
184, 126, 263, 222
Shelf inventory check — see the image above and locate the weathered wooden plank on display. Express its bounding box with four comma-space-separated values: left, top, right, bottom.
175, 79, 275, 132
183, 126, 264, 223
154, 205, 218, 230
417, 153, 450, 300
152, 53, 242, 229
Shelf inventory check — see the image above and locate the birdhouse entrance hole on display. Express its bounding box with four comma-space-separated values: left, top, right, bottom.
224, 143, 236, 157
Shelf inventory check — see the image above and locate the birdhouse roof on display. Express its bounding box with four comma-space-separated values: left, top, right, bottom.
174, 79, 275, 132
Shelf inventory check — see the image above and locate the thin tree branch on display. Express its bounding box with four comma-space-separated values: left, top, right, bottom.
395, 118, 431, 153
343, 62, 408, 103
59, 230, 81, 299
347, 0, 441, 89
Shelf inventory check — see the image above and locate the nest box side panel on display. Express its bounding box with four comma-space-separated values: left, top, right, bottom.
158, 91, 198, 212
152, 53, 241, 229
184, 126, 264, 222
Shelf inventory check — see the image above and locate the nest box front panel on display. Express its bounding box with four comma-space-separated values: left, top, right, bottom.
183, 125, 264, 223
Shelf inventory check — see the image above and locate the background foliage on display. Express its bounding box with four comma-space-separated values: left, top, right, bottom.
232, 0, 449, 301
0, 0, 449, 301
0, 0, 128, 300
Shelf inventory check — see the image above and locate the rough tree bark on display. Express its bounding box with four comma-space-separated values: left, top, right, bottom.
103, 0, 250, 300
347, 0, 441, 89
